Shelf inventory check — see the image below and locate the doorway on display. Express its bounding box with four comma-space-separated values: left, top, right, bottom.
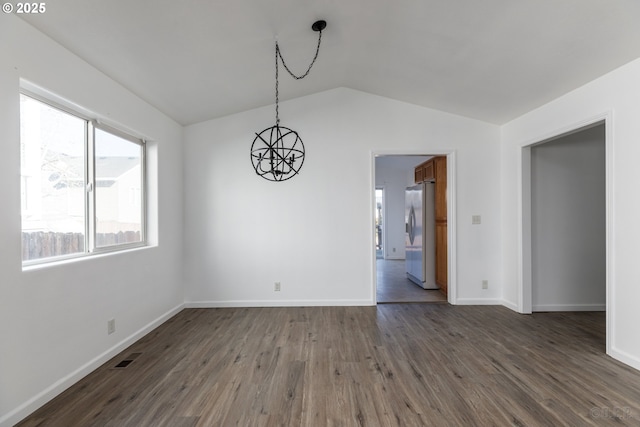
520, 116, 611, 352
530, 123, 606, 312
372, 153, 454, 304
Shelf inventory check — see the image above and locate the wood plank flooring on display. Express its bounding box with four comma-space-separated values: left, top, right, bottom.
377, 259, 447, 303
17, 305, 640, 426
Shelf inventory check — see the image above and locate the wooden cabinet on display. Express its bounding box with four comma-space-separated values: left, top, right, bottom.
423, 160, 435, 182
434, 157, 447, 221
414, 159, 435, 183
414, 165, 424, 184
414, 156, 448, 296
433, 156, 447, 294
436, 221, 448, 295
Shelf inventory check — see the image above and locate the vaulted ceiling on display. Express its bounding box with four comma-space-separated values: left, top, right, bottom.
20, 0, 640, 125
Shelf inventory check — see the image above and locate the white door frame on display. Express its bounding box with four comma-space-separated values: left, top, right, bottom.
371, 150, 457, 305
518, 112, 612, 354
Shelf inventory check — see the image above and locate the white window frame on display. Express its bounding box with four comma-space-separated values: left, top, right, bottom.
20, 89, 147, 266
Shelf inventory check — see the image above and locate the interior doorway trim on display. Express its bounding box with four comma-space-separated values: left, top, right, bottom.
519, 111, 612, 354
371, 149, 457, 305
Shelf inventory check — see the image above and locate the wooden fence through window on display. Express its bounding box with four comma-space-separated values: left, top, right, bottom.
22, 231, 141, 261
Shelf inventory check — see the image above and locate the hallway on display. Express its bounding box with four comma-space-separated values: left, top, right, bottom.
376, 259, 447, 304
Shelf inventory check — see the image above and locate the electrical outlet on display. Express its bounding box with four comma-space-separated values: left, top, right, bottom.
472, 215, 481, 225
482, 280, 488, 290
107, 318, 116, 335
392, 247, 396, 253
274, 282, 281, 292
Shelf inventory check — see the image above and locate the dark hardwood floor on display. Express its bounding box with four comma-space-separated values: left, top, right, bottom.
377, 259, 447, 303
18, 305, 640, 426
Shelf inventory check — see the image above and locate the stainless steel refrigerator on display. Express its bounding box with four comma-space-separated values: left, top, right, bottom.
405, 183, 438, 289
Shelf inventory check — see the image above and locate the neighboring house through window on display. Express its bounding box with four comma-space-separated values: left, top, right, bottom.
20, 92, 146, 264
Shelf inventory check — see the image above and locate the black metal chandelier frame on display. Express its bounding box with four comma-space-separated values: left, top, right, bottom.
250, 20, 326, 182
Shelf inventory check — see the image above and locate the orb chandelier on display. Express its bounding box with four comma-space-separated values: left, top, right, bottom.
250, 20, 327, 182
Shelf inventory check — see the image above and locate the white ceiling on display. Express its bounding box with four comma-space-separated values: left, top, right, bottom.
20, 0, 640, 126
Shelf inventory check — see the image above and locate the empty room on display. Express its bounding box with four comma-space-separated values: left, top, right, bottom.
2, 1, 640, 425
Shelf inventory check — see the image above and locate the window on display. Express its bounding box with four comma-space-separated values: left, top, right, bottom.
20, 93, 146, 264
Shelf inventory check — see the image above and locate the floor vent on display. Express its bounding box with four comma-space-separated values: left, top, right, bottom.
114, 360, 133, 368
113, 352, 142, 369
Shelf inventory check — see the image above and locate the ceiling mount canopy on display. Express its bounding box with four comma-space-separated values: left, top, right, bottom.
250, 20, 327, 182
312, 20, 327, 32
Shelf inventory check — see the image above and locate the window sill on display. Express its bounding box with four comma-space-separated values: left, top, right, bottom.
21, 244, 153, 272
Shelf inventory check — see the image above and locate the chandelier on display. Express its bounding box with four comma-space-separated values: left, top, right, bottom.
250, 20, 327, 182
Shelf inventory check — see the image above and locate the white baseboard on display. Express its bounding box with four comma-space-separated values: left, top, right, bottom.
185, 299, 375, 308
532, 303, 606, 312
1, 303, 184, 427
500, 299, 520, 312
455, 298, 504, 306
609, 346, 640, 373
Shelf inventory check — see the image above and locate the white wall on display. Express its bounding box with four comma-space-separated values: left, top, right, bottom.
531, 125, 606, 311
375, 156, 430, 260
501, 58, 640, 370
0, 16, 184, 426
183, 88, 503, 307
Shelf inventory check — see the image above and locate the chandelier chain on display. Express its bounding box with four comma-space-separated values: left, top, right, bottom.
277, 30, 323, 80
275, 29, 323, 125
